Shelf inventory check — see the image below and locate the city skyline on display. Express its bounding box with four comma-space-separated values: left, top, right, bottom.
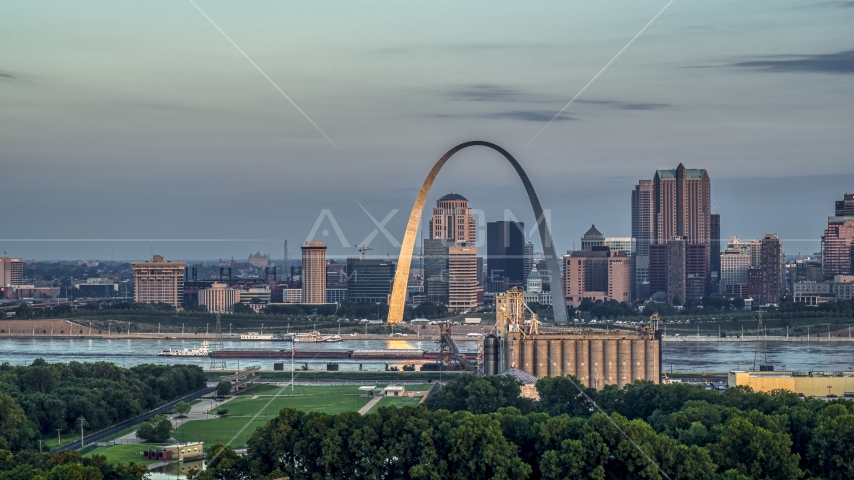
2, 1, 853, 260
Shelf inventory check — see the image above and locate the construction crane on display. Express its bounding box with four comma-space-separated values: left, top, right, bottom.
356, 244, 373, 260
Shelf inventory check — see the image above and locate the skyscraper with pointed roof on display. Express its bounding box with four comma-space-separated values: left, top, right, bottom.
581, 225, 604, 250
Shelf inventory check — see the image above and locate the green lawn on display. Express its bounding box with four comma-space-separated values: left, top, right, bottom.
237, 384, 384, 396
222, 393, 371, 417
372, 396, 422, 409
173, 417, 270, 447
83, 443, 166, 466
175, 388, 374, 447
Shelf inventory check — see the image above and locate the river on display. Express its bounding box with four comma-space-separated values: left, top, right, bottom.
2, 337, 853, 373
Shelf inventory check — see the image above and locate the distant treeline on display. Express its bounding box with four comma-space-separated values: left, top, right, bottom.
194, 374, 854, 480
0, 360, 206, 451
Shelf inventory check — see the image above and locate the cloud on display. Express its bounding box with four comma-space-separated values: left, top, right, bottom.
446, 84, 531, 102
0, 70, 16, 80
478, 110, 577, 122
576, 99, 670, 110
422, 110, 577, 122
730, 49, 854, 74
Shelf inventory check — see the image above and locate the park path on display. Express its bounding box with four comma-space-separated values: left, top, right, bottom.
358, 384, 393, 415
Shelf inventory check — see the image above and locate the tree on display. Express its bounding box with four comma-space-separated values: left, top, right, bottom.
14, 303, 34, 319
216, 381, 232, 399
173, 401, 191, 418
536, 376, 596, 417
808, 413, 854, 480
709, 417, 801, 480
135, 415, 173, 443
424, 374, 524, 414
231, 302, 254, 314
446, 414, 532, 479
0, 392, 35, 451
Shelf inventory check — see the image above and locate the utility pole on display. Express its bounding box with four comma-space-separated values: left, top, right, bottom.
79, 417, 85, 448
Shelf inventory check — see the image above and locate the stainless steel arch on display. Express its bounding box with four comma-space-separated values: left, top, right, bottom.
388, 141, 567, 325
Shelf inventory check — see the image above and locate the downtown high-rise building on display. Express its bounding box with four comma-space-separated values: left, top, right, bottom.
523, 242, 534, 283
0, 256, 23, 286
346, 258, 395, 303
653, 164, 711, 246
563, 247, 630, 307
822, 194, 854, 279
642, 164, 712, 301
631, 179, 654, 300
580, 225, 604, 250
710, 213, 721, 294
760, 234, 783, 305
448, 244, 479, 310
131, 255, 186, 308
430, 193, 476, 243
301, 241, 327, 304
486, 221, 525, 292
835, 193, 854, 216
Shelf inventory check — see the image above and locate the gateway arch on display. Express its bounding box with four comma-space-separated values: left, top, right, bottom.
387, 141, 567, 325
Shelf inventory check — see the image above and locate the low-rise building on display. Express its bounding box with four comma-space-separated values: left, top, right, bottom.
198, 283, 240, 313
729, 370, 854, 397
794, 275, 854, 305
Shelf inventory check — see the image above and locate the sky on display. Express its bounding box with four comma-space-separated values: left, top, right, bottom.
1, 0, 853, 262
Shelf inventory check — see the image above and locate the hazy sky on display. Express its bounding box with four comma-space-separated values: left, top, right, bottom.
2, 0, 853, 261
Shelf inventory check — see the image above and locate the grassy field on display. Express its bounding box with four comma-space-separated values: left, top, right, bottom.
236, 384, 384, 396
173, 417, 270, 447
173, 394, 370, 446
222, 393, 371, 417
83, 443, 165, 466
372, 396, 422, 409
210, 371, 461, 381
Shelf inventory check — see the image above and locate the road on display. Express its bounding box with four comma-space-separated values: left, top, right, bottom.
52, 386, 216, 453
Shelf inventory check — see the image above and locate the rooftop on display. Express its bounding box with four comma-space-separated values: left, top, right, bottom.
438, 192, 467, 202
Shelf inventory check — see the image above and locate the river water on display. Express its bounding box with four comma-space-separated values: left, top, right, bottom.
2, 337, 853, 373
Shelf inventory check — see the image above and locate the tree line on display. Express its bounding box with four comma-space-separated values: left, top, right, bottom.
194, 374, 853, 480
0, 360, 206, 451
0, 450, 147, 480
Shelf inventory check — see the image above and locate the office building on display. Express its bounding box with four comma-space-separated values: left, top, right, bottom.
283, 288, 303, 303
523, 242, 534, 283
685, 243, 708, 301
794, 275, 854, 305
727, 237, 762, 268
822, 217, 854, 279
710, 213, 721, 294
423, 238, 451, 304
836, 193, 854, 217
0, 256, 23, 286
720, 249, 751, 297
199, 283, 240, 313
632, 179, 655, 301
486, 221, 525, 292
430, 193, 476, 243
649, 238, 706, 303
248, 251, 270, 268
563, 247, 630, 308
326, 289, 348, 303
759, 234, 782, 305
326, 261, 348, 289
301, 241, 327, 304
72, 278, 119, 297
448, 244, 479, 310
653, 164, 711, 246
131, 255, 186, 308
346, 258, 395, 303
580, 225, 604, 250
